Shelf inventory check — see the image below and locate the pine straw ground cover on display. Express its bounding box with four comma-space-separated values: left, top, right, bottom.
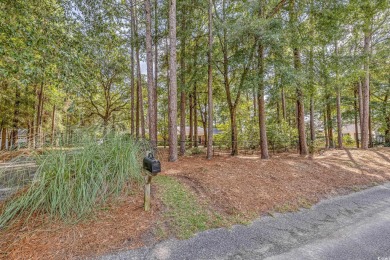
1, 148, 390, 259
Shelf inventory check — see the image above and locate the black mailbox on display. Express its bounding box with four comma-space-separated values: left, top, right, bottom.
143, 153, 161, 176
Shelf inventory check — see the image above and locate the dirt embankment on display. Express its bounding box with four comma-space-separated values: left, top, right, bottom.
163, 148, 390, 217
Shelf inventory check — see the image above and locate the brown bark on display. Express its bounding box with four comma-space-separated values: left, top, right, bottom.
134, 3, 144, 139
310, 97, 315, 142
35, 82, 44, 148
281, 87, 286, 121
130, 0, 135, 136
324, 109, 329, 149
145, 0, 157, 150
199, 101, 207, 148
361, 30, 370, 149
384, 89, 390, 144
179, 91, 186, 155
179, 10, 187, 156
258, 42, 269, 159
308, 45, 315, 144
194, 85, 198, 148
294, 49, 308, 155
290, 0, 307, 155
154, 0, 159, 143
1, 128, 6, 150
358, 80, 363, 138
386, 117, 390, 144
253, 88, 258, 120
168, 0, 178, 162
336, 88, 342, 149
189, 93, 193, 148
11, 86, 21, 149
326, 96, 334, 148
230, 109, 238, 156
257, 1, 269, 159
369, 106, 373, 147
335, 42, 343, 149
207, 0, 214, 159
354, 85, 360, 148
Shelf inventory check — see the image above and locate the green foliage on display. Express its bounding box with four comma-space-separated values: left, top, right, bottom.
155, 176, 211, 239
190, 147, 204, 155
267, 121, 297, 151
0, 134, 147, 227
343, 134, 355, 146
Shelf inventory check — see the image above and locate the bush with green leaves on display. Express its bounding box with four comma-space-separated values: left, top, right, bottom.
0, 134, 148, 227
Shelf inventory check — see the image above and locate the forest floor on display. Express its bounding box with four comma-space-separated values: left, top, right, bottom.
1, 148, 390, 259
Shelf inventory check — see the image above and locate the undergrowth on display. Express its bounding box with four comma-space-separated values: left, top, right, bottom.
155, 176, 218, 239
0, 134, 148, 228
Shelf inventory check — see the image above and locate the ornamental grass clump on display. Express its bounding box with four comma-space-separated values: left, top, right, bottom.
0, 134, 147, 228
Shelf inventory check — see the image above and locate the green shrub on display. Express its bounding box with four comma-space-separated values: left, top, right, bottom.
190, 147, 204, 155
0, 134, 147, 227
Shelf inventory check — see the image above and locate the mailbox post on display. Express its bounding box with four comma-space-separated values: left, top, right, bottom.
143, 152, 161, 211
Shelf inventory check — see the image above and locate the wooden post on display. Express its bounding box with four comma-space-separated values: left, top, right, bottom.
144, 175, 152, 211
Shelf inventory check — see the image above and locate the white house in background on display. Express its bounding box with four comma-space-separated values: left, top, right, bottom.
342, 124, 360, 140
0, 129, 28, 149
342, 123, 379, 141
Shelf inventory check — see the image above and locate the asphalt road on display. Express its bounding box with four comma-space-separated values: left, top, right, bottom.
100, 183, 390, 260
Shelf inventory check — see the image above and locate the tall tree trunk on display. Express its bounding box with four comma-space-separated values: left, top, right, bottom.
361, 30, 370, 149
326, 96, 334, 148
179, 91, 186, 155
207, 0, 214, 159
145, 0, 157, 150
253, 88, 258, 121
1, 128, 6, 150
336, 88, 342, 149
11, 86, 21, 149
281, 87, 286, 121
39, 90, 44, 146
189, 93, 193, 148
30, 85, 37, 149
335, 41, 343, 149
130, 0, 135, 136
51, 104, 56, 145
136, 11, 145, 138
168, 0, 178, 162
194, 85, 198, 148
179, 10, 187, 156
324, 109, 329, 149
309, 46, 315, 144
8, 131, 12, 150
199, 101, 207, 147
310, 97, 315, 142
369, 107, 373, 147
35, 82, 44, 148
384, 89, 390, 144
290, 0, 308, 155
154, 0, 159, 143
354, 85, 360, 148
358, 80, 363, 139
386, 117, 390, 144
294, 50, 308, 155
230, 108, 238, 156
258, 42, 269, 159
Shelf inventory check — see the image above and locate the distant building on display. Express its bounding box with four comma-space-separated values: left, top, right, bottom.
342, 124, 379, 141
0, 129, 28, 150
342, 124, 360, 140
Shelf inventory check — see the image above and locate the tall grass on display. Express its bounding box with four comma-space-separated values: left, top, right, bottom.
0, 134, 148, 228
